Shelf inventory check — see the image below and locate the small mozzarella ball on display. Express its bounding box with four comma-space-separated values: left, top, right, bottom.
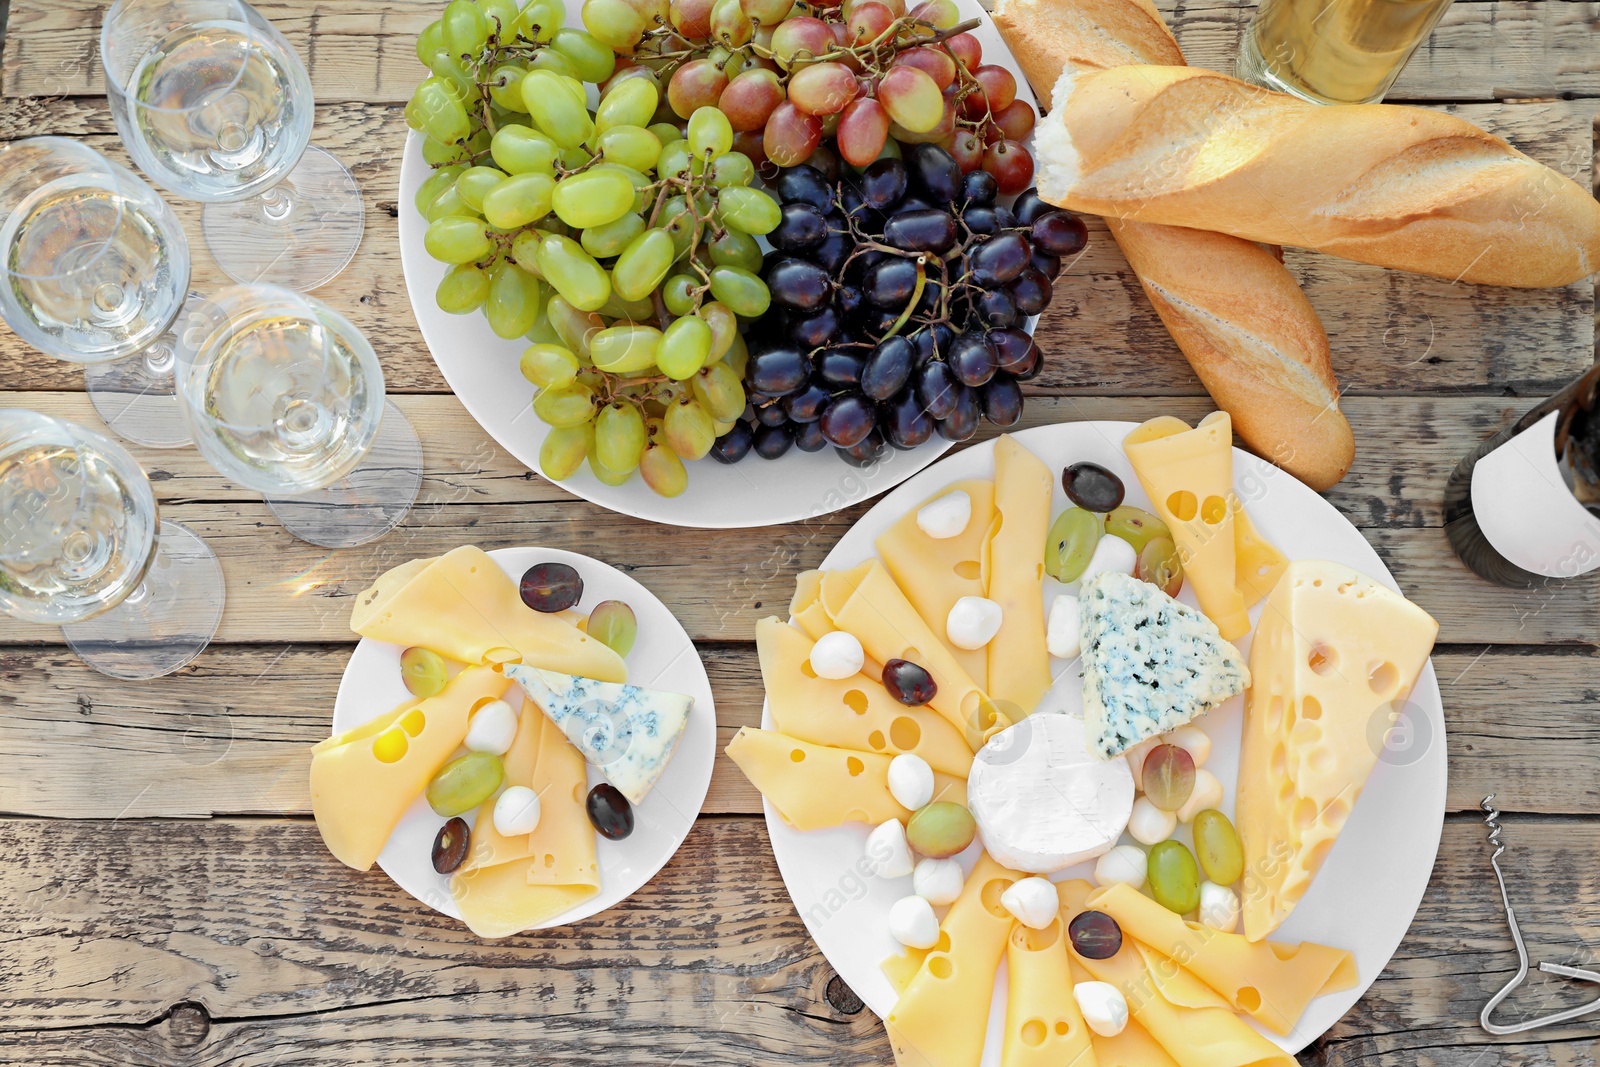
1073, 981, 1130, 1038
1094, 844, 1148, 890
1177, 769, 1225, 823
464, 698, 519, 755
1123, 735, 1160, 784
1000, 876, 1060, 930
1128, 796, 1177, 845
1199, 881, 1241, 932
917, 490, 972, 539
492, 785, 542, 836
1046, 594, 1081, 660
889, 894, 942, 949
946, 596, 1003, 651
888, 753, 936, 811
809, 630, 865, 680
913, 857, 965, 905
1163, 724, 1212, 768
865, 819, 915, 879
1079, 534, 1138, 587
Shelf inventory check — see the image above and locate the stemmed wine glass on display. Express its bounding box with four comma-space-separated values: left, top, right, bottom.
0, 137, 199, 449
0, 410, 225, 680
100, 0, 365, 292
174, 283, 422, 548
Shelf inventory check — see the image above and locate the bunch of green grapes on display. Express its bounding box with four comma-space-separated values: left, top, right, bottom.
409, 0, 779, 496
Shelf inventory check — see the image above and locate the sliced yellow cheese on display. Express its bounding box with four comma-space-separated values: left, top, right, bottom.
884, 947, 932, 995
1003, 920, 1097, 1067
757, 617, 973, 778
791, 568, 838, 641
1133, 943, 1232, 1010
458, 696, 546, 874
876, 479, 997, 686
984, 437, 1055, 718
350, 545, 626, 682
448, 863, 597, 939
310, 666, 508, 871
1239, 560, 1438, 941
725, 727, 965, 831
1080, 1016, 1179, 1067
1085, 883, 1355, 1035
1233, 508, 1288, 609
887, 853, 1022, 1067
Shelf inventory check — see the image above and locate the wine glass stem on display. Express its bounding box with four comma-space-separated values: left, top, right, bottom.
142, 339, 175, 376
261, 184, 294, 223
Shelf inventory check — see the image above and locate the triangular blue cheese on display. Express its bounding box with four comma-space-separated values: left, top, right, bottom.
1079, 572, 1250, 760
504, 664, 692, 805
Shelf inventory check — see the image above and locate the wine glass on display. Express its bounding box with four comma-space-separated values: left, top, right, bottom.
174, 283, 422, 548
0, 409, 225, 680
100, 0, 365, 292
0, 137, 197, 449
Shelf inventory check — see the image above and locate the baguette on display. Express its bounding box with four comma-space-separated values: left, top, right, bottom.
993, 0, 1354, 489
1035, 64, 1600, 288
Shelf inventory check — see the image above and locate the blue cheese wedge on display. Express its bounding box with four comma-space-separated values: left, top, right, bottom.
1079, 572, 1249, 760
504, 664, 692, 805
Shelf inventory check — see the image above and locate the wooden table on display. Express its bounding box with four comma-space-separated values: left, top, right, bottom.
2, 0, 1598, 1062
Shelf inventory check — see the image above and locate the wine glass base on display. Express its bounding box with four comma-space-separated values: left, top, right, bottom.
61, 520, 225, 681
265, 400, 423, 549
81, 291, 207, 449
201, 145, 365, 293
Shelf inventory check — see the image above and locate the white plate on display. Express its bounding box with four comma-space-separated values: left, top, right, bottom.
396, 0, 1041, 528
333, 546, 716, 929
761, 421, 1447, 1057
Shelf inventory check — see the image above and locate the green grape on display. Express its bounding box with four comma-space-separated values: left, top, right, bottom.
455, 166, 508, 213
708, 265, 770, 316
662, 274, 698, 316
486, 263, 544, 338
581, 0, 648, 54
527, 49, 579, 78
422, 135, 469, 167
589, 452, 634, 485
521, 70, 595, 149
597, 125, 662, 173
589, 323, 662, 374
657, 313, 713, 379
587, 600, 638, 655
639, 442, 688, 497
655, 139, 698, 180
486, 63, 530, 111
595, 402, 649, 473
400, 646, 449, 698
480, 0, 522, 38
437, 264, 491, 314
709, 151, 755, 188
540, 422, 593, 480
414, 164, 465, 216
581, 212, 646, 259
659, 196, 700, 260
1193, 809, 1244, 885
517, 0, 565, 41
698, 301, 737, 360
490, 125, 558, 176
597, 78, 660, 133
534, 382, 597, 428
715, 186, 780, 236
427, 50, 477, 100
551, 28, 617, 83
1105, 505, 1173, 553
663, 397, 716, 459
442, 0, 490, 55
1147, 840, 1201, 915
404, 97, 426, 132
521, 343, 580, 387
611, 228, 676, 302
423, 184, 476, 222
547, 294, 602, 355
509, 230, 546, 275
687, 106, 734, 160
425, 215, 493, 264
1045, 508, 1103, 583
414, 76, 470, 144
599, 291, 656, 321
692, 361, 746, 421
551, 168, 635, 229
708, 0, 753, 46
427, 752, 504, 817
482, 172, 556, 229
416, 20, 446, 67
721, 331, 748, 376
648, 121, 683, 145
535, 233, 611, 311
707, 229, 761, 272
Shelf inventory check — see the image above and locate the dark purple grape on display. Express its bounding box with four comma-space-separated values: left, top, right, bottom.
970, 232, 1030, 286
915, 278, 945, 314
947, 333, 998, 387
1068, 910, 1123, 959
835, 284, 864, 319
1032, 210, 1088, 257
431, 817, 471, 873
937, 385, 981, 441
818, 348, 866, 387
993, 206, 1018, 230
977, 287, 1018, 327
862, 307, 900, 337
897, 196, 935, 214
790, 305, 841, 349
813, 230, 852, 273
884, 388, 935, 448
987, 328, 1033, 374
767, 258, 832, 312
917, 360, 960, 420
883, 209, 958, 253
882, 658, 937, 706
709, 420, 754, 463
862, 335, 915, 400
754, 422, 795, 458
819, 393, 876, 447
860, 158, 907, 210
755, 399, 788, 426
907, 143, 962, 204
911, 328, 937, 363
865, 257, 920, 309
1031, 249, 1061, 279
794, 420, 828, 451
771, 201, 828, 252
927, 322, 954, 355
961, 169, 998, 205
981, 373, 1023, 426
520, 561, 583, 612
835, 428, 887, 467
783, 382, 831, 422
1062, 461, 1127, 512
963, 205, 1001, 235
749, 345, 812, 395
772, 164, 833, 211
994, 334, 1042, 379
805, 143, 842, 182
1012, 189, 1047, 226
586, 783, 635, 840
1008, 266, 1052, 315
760, 247, 788, 276
839, 181, 869, 224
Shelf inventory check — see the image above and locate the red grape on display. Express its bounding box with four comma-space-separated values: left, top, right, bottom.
877, 65, 943, 133
740, 0, 794, 24
709, 0, 753, 46
788, 61, 857, 115
846, 0, 895, 45
600, 59, 657, 96
892, 46, 956, 89
667, 58, 730, 118
982, 137, 1034, 194
942, 32, 981, 71
763, 100, 824, 166
991, 98, 1036, 142
889, 100, 953, 144
719, 68, 785, 130
732, 129, 767, 166
770, 16, 833, 69
908, 0, 958, 27
943, 127, 984, 172
669, 0, 714, 36
836, 97, 890, 166
961, 64, 1017, 119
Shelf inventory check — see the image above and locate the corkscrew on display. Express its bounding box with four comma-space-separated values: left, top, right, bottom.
1480, 795, 1600, 1034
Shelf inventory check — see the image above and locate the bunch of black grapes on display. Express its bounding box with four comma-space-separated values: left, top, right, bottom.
709, 143, 1088, 468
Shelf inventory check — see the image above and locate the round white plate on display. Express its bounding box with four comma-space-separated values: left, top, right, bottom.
396, 0, 1040, 528
761, 421, 1447, 1056
333, 546, 717, 929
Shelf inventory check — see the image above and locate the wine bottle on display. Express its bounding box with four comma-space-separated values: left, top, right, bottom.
1443, 362, 1600, 587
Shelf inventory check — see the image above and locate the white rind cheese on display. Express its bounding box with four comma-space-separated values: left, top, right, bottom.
1079, 572, 1249, 760
967, 712, 1133, 874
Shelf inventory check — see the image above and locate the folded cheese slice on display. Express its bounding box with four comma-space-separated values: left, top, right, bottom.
791, 567, 841, 641
1003, 920, 1096, 1067
983, 436, 1055, 718
756, 617, 973, 778
1239, 560, 1438, 941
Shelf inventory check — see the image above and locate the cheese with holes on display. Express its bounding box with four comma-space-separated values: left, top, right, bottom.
1003, 920, 1096, 1067
983, 436, 1056, 718
757, 618, 973, 778
310, 666, 509, 871
505, 664, 691, 805
1238, 561, 1438, 941
887, 853, 1022, 1067
1233, 508, 1288, 609
725, 727, 965, 831
1079, 572, 1250, 759
877, 479, 997, 686
791, 568, 837, 641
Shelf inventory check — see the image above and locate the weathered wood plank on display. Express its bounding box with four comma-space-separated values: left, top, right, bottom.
1, 814, 1598, 1066
0, 642, 1594, 820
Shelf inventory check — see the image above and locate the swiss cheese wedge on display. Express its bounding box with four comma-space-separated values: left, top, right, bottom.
983, 437, 1055, 719
1238, 561, 1438, 941
1002, 920, 1096, 1067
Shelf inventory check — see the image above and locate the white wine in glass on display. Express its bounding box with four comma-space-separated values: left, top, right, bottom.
0, 410, 225, 680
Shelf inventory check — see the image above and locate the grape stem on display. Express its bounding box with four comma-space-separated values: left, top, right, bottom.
882, 255, 928, 341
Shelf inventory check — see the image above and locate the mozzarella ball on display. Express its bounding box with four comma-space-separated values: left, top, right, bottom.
1163, 724, 1211, 768
1127, 796, 1177, 845
946, 596, 1003, 651
913, 857, 965, 905
1199, 881, 1241, 932
809, 630, 865, 680
1000, 876, 1060, 930
1177, 769, 1225, 823
888, 895, 941, 949
1078, 534, 1138, 587
1123, 735, 1160, 784
492, 785, 542, 836
464, 698, 519, 755
865, 819, 915, 879
1046, 594, 1081, 660
1093, 844, 1148, 890
917, 490, 972, 539
1073, 981, 1130, 1038
888, 753, 936, 811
